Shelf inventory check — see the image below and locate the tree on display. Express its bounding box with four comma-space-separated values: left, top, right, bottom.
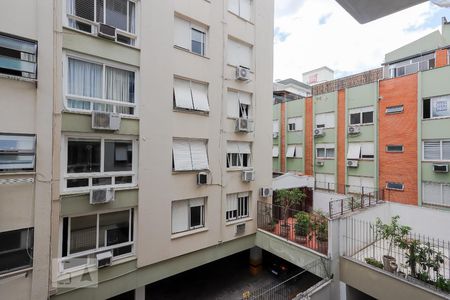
274, 188, 306, 229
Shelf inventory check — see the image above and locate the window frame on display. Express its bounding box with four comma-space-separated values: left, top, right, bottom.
171, 198, 206, 235
422, 181, 450, 208
348, 107, 374, 126
315, 112, 335, 129
228, 0, 253, 22
287, 117, 303, 132
423, 140, 450, 162
63, 53, 139, 116
316, 144, 335, 159
0, 133, 36, 173
385, 145, 404, 153
226, 89, 252, 119
225, 192, 250, 222
423, 95, 450, 120
385, 105, 404, 114
0, 33, 37, 80
174, 15, 208, 57
226, 142, 252, 169
59, 208, 135, 274
386, 182, 404, 191
63, 0, 139, 47
387, 53, 435, 78
286, 144, 303, 159
172, 139, 209, 172
173, 77, 210, 113
61, 134, 138, 193
0, 227, 34, 275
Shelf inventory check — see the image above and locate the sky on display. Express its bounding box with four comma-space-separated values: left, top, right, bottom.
273, 0, 450, 81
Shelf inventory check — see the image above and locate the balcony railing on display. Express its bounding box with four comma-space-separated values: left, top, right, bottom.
257, 202, 329, 255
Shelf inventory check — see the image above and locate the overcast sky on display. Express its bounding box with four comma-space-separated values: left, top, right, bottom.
274, 0, 449, 81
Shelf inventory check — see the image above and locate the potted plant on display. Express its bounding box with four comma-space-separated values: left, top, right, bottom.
294, 211, 310, 244
311, 211, 328, 252
375, 216, 411, 273
274, 188, 306, 237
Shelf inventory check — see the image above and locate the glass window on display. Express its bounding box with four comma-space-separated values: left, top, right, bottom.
350, 113, 360, 125
69, 215, 97, 254
104, 140, 132, 172
67, 140, 101, 173
0, 134, 36, 172
423, 99, 431, 119
431, 96, 450, 118
386, 182, 404, 191
0, 228, 34, 274
386, 145, 404, 153
226, 193, 249, 221
317, 148, 325, 158
362, 111, 373, 124
99, 210, 130, 248
326, 148, 335, 158
0, 34, 37, 79
385, 105, 404, 114
191, 29, 205, 56
171, 198, 205, 234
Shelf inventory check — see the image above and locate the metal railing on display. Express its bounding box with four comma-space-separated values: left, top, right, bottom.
244, 258, 331, 300
343, 217, 450, 296
257, 202, 329, 255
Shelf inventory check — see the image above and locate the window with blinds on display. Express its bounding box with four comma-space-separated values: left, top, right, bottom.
173, 78, 209, 112
349, 107, 374, 125
272, 146, 279, 158
228, 0, 252, 21
172, 139, 209, 171
0, 134, 36, 172
315, 112, 335, 129
226, 142, 251, 168
287, 117, 303, 131
422, 182, 450, 207
0, 33, 37, 79
286, 145, 303, 158
273, 120, 279, 134
423, 140, 450, 161
226, 192, 249, 221
174, 16, 207, 56
171, 198, 205, 234
227, 90, 252, 119
347, 142, 374, 159
347, 176, 375, 194
315, 173, 335, 190
227, 38, 252, 69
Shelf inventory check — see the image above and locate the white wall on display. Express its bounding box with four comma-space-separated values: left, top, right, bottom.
313, 191, 348, 213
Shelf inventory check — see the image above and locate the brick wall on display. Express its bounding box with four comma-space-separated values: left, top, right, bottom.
435, 49, 448, 68
280, 100, 286, 173
337, 89, 346, 194
304, 97, 313, 176
379, 74, 418, 205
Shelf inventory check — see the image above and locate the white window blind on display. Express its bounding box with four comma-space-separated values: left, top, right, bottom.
173, 140, 208, 171
174, 78, 209, 112
443, 185, 450, 207
347, 144, 361, 160
240, 0, 252, 20
286, 145, 303, 158
227, 90, 251, 118
172, 200, 189, 233
273, 120, 279, 133
174, 17, 191, 50
315, 173, 335, 190
443, 141, 450, 160
228, 39, 252, 69
228, 0, 240, 15
272, 146, 279, 158
431, 96, 450, 118
286, 145, 295, 158
294, 145, 303, 158
424, 141, 440, 160
422, 182, 442, 206
173, 78, 193, 109
315, 112, 335, 128
361, 142, 374, 158
288, 117, 303, 131
191, 82, 210, 111
348, 176, 375, 194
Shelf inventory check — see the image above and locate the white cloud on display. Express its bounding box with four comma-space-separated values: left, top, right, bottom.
274, 0, 445, 82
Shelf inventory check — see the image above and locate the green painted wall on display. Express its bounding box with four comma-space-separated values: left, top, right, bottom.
315, 160, 335, 174
52, 235, 256, 300
286, 132, 303, 144
346, 125, 375, 142
273, 103, 281, 119
62, 112, 139, 135
286, 158, 303, 172
422, 119, 450, 139
347, 83, 377, 109
63, 29, 140, 67
273, 158, 280, 172
347, 161, 376, 177
286, 99, 304, 117
314, 129, 336, 144
421, 66, 450, 98
60, 189, 138, 216
313, 91, 337, 114
421, 163, 450, 182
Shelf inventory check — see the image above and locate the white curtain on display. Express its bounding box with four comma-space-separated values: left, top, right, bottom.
67, 0, 75, 15
68, 58, 102, 110
129, 1, 135, 33
106, 66, 134, 114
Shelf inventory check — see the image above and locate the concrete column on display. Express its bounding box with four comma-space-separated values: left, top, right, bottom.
249, 247, 263, 275
135, 286, 145, 300
280, 98, 286, 173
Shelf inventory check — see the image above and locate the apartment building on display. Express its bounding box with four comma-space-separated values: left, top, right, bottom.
0, 0, 274, 299
274, 18, 450, 208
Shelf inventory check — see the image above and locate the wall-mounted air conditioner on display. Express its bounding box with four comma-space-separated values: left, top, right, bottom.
197, 172, 208, 185
260, 187, 272, 197
433, 164, 449, 173
316, 160, 324, 166
347, 160, 359, 168
314, 128, 325, 137
273, 132, 279, 138
236, 66, 250, 81
242, 169, 255, 182
235, 223, 246, 236
92, 111, 121, 131
236, 118, 254, 132
348, 125, 361, 135
90, 188, 115, 205
96, 251, 113, 268
98, 23, 116, 40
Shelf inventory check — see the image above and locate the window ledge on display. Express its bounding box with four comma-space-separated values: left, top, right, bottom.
60, 186, 138, 196
0, 172, 35, 177
173, 108, 210, 116
173, 45, 210, 59
172, 170, 209, 175
171, 227, 208, 240
422, 116, 450, 121
227, 168, 249, 172
227, 11, 254, 25
111, 255, 136, 266
226, 217, 252, 226
0, 267, 33, 279
0, 73, 36, 83
62, 109, 139, 120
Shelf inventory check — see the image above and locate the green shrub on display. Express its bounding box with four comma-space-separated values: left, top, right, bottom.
365, 257, 383, 269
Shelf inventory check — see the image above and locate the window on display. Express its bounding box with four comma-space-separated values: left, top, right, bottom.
423, 182, 450, 207
64, 137, 136, 190
61, 209, 133, 271
0, 34, 37, 79
385, 105, 404, 114
286, 145, 303, 158
423, 95, 450, 119
273, 120, 279, 134
226, 192, 249, 221
172, 198, 205, 234
228, 0, 252, 21
316, 144, 335, 159
347, 142, 374, 160
287, 117, 303, 131
66, 0, 137, 45
174, 16, 207, 56
173, 139, 209, 171
315, 112, 335, 129
349, 107, 374, 125
226, 142, 251, 168
347, 176, 376, 194
386, 182, 404, 191
388, 53, 435, 78
272, 146, 279, 158
66, 57, 136, 115
0, 228, 33, 275
227, 38, 252, 69
315, 173, 335, 190
0, 134, 36, 172
386, 145, 404, 153
173, 78, 210, 112
227, 90, 252, 119
423, 140, 450, 161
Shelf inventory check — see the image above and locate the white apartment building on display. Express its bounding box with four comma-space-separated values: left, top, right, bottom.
0, 0, 274, 299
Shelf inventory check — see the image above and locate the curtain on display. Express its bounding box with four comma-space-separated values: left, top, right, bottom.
68, 58, 102, 110
129, 1, 135, 33
106, 66, 134, 114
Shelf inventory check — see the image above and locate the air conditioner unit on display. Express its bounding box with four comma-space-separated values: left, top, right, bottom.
236, 66, 250, 81
348, 125, 361, 135
242, 169, 255, 182
98, 23, 116, 40
433, 164, 449, 173
90, 188, 115, 205
314, 128, 325, 137
96, 251, 113, 268
347, 160, 359, 168
92, 111, 121, 131
197, 172, 208, 185
260, 187, 273, 197
273, 132, 279, 138
236, 118, 254, 132
316, 160, 324, 166
235, 223, 246, 236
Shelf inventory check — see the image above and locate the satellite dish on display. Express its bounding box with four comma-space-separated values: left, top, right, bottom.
430, 0, 450, 7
